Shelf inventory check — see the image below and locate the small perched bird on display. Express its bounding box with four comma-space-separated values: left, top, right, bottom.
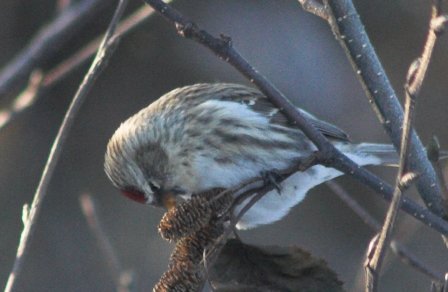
104, 83, 397, 229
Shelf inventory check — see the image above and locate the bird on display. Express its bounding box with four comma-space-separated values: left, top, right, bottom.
104, 83, 398, 229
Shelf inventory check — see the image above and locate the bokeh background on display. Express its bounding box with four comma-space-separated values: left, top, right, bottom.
1, 0, 448, 291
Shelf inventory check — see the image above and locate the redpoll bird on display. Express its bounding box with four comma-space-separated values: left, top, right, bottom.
104, 83, 397, 229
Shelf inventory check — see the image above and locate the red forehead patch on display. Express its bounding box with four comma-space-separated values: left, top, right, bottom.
121, 188, 146, 204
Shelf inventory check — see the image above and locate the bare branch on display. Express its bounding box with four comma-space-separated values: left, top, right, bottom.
390, 241, 444, 283
364, 2, 447, 288
427, 136, 448, 204
80, 194, 134, 292
0, 0, 109, 98
0, 71, 43, 130
365, 171, 417, 290
322, 0, 447, 218
407, 3, 445, 97
0, 5, 158, 133
141, 0, 448, 236
326, 181, 380, 230
327, 181, 444, 283
42, 5, 159, 87
3, 1, 128, 291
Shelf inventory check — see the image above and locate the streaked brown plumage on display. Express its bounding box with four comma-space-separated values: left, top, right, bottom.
104, 83, 398, 229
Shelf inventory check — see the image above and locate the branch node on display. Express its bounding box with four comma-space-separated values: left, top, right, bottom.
399, 172, 420, 191
21, 204, 30, 226
405, 58, 421, 88
431, 15, 448, 35
175, 21, 196, 38
297, 0, 329, 20
366, 233, 379, 264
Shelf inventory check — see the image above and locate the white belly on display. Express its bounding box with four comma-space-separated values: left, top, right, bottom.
235, 165, 343, 229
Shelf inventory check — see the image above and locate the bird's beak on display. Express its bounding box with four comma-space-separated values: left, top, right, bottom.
152, 189, 177, 210
161, 192, 177, 210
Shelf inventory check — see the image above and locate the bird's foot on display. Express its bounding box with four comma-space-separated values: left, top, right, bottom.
261, 170, 283, 193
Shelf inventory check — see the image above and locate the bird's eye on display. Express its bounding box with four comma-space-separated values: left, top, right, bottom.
149, 181, 160, 193
121, 187, 146, 204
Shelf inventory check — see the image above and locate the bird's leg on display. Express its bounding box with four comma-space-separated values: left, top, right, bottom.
260, 170, 283, 193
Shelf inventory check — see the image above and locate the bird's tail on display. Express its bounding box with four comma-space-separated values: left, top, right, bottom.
337, 143, 398, 167
339, 142, 448, 167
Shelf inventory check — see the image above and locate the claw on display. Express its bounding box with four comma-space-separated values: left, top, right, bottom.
261, 170, 283, 193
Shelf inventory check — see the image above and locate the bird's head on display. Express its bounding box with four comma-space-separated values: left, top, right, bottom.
104, 107, 191, 208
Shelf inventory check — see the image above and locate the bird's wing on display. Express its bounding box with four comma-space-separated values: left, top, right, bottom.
215, 84, 350, 142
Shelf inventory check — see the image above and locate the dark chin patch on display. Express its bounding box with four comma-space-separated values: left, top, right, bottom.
121, 188, 147, 204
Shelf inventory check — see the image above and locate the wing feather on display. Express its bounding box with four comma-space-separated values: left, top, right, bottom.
214, 83, 349, 141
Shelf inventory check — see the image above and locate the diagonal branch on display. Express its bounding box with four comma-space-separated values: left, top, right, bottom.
327, 181, 445, 283
141, 0, 448, 236
3, 1, 128, 291
0, 5, 159, 133
80, 194, 134, 292
322, 0, 448, 218
0, 0, 109, 99
363, 2, 446, 290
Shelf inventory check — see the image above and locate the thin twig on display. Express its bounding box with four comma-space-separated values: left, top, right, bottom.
3, 1, 128, 291
427, 135, 448, 249
364, 103, 417, 291
0, 0, 109, 98
364, 2, 445, 290
322, 0, 447, 218
427, 136, 448, 205
80, 194, 122, 288
80, 194, 134, 292
42, 4, 161, 87
201, 185, 271, 265
0, 5, 159, 133
141, 0, 448, 236
196, 164, 299, 290
327, 181, 444, 283
444, 273, 448, 292
326, 181, 380, 230
0, 71, 43, 129
390, 241, 444, 283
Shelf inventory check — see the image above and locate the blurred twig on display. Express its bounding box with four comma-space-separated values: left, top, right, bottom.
320, 0, 447, 218
390, 242, 444, 284
445, 274, 448, 292
327, 181, 445, 284
42, 4, 161, 87
427, 135, 448, 249
0, 5, 158, 133
0, 71, 43, 129
141, 0, 448, 237
3, 1, 128, 291
434, 274, 448, 292
80, 194, 134, 292
427, 136, 448, 208
0, 0, 109, 99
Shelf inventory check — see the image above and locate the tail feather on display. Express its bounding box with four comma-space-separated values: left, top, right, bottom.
352, 143, 448, 166
338, 143, 398, 167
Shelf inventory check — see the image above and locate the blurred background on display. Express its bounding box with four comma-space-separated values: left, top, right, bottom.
1, 0, 447, 291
